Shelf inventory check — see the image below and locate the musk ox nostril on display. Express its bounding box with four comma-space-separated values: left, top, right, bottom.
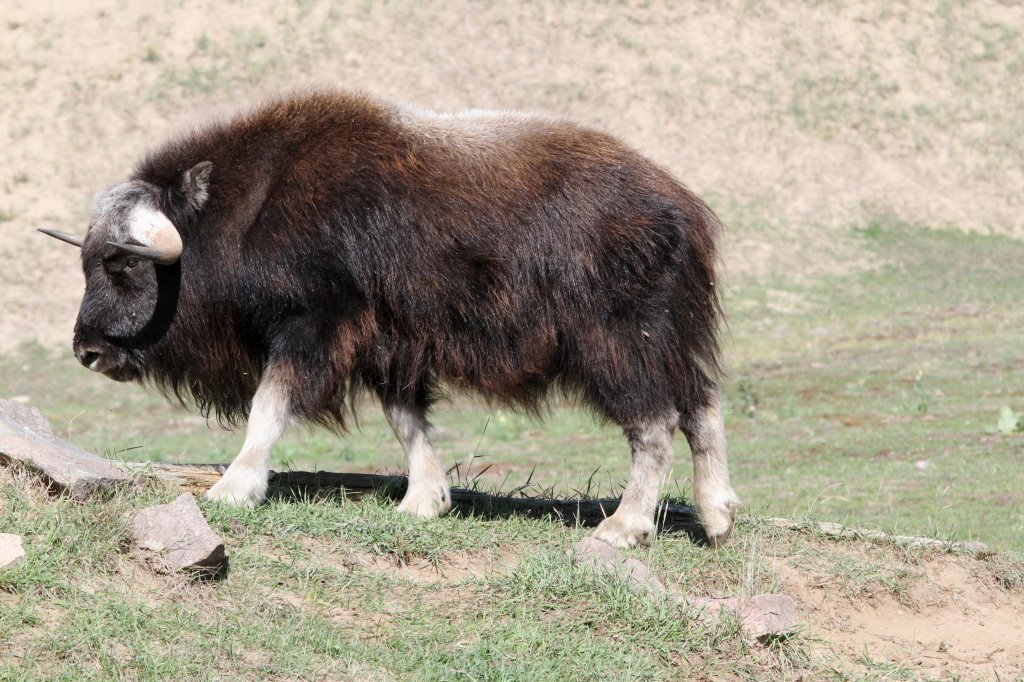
77, 349, 102, 369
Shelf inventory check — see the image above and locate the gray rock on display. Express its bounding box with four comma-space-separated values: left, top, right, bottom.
0, 399, 133, 500
738, 594, 798, 639
686, 593, 798, 640
0, 533, 25, 570
130, 493, 227, 576
572, 536, 667, 596
575, 537, 797, 640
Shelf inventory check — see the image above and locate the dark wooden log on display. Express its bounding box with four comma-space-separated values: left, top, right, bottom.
127, 462, 706, 539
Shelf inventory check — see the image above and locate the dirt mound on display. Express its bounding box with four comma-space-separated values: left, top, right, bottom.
332, 527, 1024, 678
772, 540, 1024, 679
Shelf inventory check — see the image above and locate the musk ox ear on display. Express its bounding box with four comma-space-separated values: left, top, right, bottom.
176, 161, 213, 213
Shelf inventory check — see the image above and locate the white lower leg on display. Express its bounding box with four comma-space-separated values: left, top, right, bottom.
205, 372, 291, 507
384, 403, 451, 518
593, 411, 676, 548
686, 391, 741, 546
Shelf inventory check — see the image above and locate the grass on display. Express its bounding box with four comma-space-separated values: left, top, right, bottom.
0, 468, 807, 680
2, 464, 1019, 680
723, 218, 1024, 550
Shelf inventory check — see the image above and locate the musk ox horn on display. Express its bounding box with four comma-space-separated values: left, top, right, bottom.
114, 209, 184, 265
106, 240, 181, 265
37, 228, 85, 248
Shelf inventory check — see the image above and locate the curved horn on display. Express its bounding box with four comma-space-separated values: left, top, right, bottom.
37, 228, 85, 248
121, 207, 183, 265
106, 241, 180, 264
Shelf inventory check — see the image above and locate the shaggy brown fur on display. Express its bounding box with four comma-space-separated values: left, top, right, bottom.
81, 90, 724, 432
61, 89, 736, 544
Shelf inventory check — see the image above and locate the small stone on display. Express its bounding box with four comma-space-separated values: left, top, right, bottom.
0, 533, 26, 570
737, 594, 798, 639
686, 593, 797, 639
572, 537, 667, 596
573, 539, 797, 641
961, 540, 989, 554
0, 399, 133, 500
130, 493, 227, 576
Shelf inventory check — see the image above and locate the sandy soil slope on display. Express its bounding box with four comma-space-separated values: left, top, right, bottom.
1, 0, 1022, 352
772, 545, 1024, 679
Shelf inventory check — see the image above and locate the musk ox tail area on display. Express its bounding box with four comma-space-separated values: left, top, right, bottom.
558, 181, 726, 429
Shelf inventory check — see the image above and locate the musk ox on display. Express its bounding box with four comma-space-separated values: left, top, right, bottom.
40, 89, 740, 548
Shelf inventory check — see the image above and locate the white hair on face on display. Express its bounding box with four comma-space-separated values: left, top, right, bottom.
90, 183, 132, 219
88, 181, 160, 243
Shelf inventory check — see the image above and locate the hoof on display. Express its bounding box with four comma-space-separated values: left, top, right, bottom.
592, 513, 656, 548
204, 468, 267, 507
697, 490, 742, 548
396, 484, 451, 518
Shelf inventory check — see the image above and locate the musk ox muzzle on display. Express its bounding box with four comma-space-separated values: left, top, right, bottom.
71, 335, 134, 381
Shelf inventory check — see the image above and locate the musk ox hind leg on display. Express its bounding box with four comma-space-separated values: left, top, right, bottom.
593, 410, 678, 548
680, 385, 742, 547
383, 402, 452, 518
205, 370, 292, 507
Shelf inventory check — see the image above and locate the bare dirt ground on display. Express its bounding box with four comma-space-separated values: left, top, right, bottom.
773, 544, 1024, 679
2, 1, 1023, 677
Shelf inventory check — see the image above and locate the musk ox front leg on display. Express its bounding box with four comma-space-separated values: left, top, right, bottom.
593, 411, 678, 548
382, 403, 451, 518
205, 370, 292, 507
680, 386, 741, 547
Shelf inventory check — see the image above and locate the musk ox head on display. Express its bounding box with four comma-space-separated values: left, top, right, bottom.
40, 161, 212, 382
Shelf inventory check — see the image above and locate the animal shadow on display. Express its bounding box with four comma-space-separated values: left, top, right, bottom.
264, 470, 710, 545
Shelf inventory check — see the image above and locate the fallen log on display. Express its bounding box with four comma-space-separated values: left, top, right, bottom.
126, 462, 706, 539
767, 517, 989, 554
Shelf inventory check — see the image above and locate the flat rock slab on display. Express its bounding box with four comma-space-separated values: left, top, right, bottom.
130, 493, 227, 576
572, 537, 797, 640
0, 399, 133, 500
685, 593, 798, 640
0, 533, 25, 570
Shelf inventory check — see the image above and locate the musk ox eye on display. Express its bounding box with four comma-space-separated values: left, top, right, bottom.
124, 257, 141, 271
